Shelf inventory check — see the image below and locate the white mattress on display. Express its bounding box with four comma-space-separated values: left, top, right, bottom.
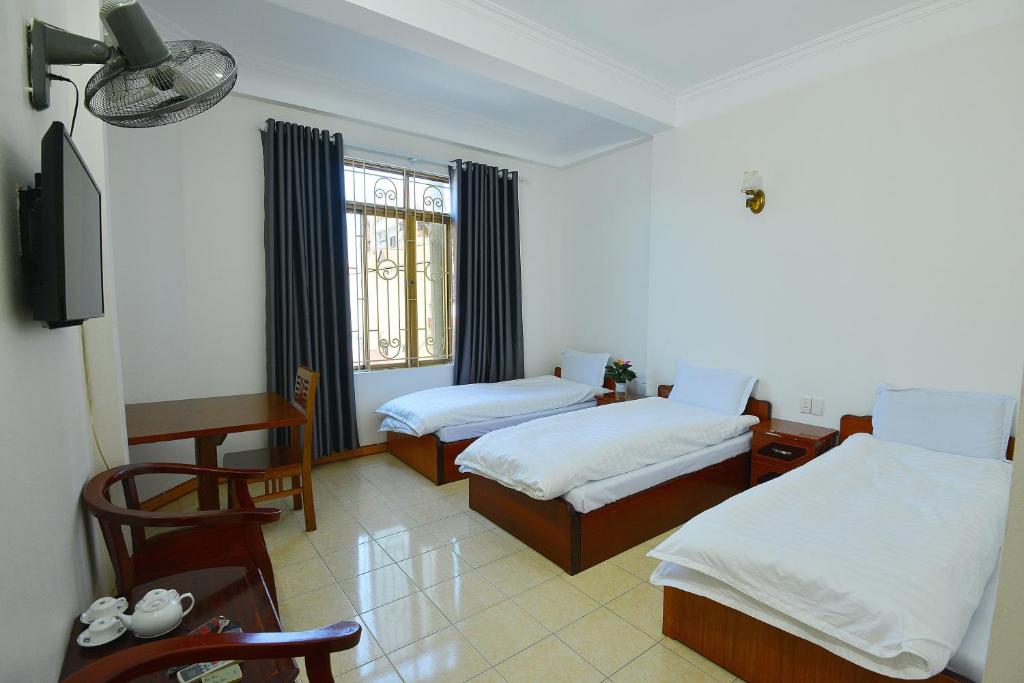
651, 559, 999, 683
563, 432, 751, 513
435, 399, 596, 441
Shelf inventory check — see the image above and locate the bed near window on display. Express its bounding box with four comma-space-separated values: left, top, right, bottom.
379, 367, 613, 485
650, 391, 1016, 683
458, 369, 770, 575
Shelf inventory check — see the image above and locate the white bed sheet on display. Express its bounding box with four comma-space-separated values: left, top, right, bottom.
648, 434, 1011, 679
457, 398, 758, 501
435, 399, 596, 441
563, 433, 751, 513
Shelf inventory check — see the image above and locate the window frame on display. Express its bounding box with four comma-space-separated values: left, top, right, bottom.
345, 159, 454, 372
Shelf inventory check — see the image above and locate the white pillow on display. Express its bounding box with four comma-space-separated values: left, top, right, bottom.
559, 349, 610, 389
668, 362, 757, 416
872, 385, 1016, 460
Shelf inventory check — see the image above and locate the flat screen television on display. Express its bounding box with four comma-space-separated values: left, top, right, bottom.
19, 121, 104, 328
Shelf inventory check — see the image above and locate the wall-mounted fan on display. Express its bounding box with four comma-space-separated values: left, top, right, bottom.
27, 0, 237, 128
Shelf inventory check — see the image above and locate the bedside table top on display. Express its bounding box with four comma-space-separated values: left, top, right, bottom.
752, 418, 838, 443
597, 392, 645, 403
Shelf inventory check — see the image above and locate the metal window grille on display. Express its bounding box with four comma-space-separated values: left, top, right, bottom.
345, 159, 453, 371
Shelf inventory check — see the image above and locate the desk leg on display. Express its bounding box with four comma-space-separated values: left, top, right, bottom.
195, 435, 227, 510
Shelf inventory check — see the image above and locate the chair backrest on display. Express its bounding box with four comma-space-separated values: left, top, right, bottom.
290, 366, 320, 458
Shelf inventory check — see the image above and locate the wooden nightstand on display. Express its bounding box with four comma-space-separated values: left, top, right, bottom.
750, 419, 838, 487
595, 391, 645, 406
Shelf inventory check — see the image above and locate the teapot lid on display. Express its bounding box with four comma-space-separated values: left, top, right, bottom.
137, 596, 169, 613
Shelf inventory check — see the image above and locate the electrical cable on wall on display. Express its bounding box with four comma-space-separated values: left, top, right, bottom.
80, 326, 111, 470
46, 73, 80, 137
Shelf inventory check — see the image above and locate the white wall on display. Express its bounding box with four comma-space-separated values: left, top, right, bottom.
108, 94, 570, 470
647, 17, 1024, 425
0, 1, 128, 680
560, 141, 653, 393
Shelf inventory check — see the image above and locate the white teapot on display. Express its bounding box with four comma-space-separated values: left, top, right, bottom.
117, 588, 194, 638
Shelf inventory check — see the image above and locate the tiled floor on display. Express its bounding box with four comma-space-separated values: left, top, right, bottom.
177, 453, 745, 682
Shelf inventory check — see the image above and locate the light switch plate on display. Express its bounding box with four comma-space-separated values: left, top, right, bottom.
811, 397, 825, 416
800, 397, 812, 414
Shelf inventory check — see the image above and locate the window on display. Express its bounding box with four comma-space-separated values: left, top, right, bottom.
345, 159, 454, 371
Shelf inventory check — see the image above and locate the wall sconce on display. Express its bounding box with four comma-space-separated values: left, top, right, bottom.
742, 170, 765, 214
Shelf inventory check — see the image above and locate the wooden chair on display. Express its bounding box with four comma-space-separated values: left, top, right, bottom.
224, 366, 321, 531
60, 620, 361, 683
82, 463, 283, 605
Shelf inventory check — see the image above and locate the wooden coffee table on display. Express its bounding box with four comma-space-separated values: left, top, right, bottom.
60, 567, 298, 682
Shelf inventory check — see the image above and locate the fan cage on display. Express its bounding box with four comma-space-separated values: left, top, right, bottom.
85, 40, 237, 128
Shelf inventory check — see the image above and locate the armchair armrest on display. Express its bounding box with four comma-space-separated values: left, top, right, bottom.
61, 621, 362, 683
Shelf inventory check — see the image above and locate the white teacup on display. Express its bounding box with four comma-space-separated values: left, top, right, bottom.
78, 616, 125, 646
82, 596, 128, 624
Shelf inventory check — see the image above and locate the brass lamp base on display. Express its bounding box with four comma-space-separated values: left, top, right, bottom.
744, 189, 765, 214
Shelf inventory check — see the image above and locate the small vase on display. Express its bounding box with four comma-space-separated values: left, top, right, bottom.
615, 382, 627, 397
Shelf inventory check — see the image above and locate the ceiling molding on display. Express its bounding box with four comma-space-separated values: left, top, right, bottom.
675, 0, 977, 106
438, 0, 675, 100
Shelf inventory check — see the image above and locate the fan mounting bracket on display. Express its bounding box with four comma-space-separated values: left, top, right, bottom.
27, 19, 112, 111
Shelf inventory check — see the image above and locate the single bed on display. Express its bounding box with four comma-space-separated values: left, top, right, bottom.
463, 382, 771, 575
652, 412, 1015, 683
382, 368, 614, 485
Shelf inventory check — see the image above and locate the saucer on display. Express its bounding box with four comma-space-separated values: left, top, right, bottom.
77, 621, 128, 648
80, 598, 129, 626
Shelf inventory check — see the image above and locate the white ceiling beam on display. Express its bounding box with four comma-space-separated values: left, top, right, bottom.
260, 0, 676, 134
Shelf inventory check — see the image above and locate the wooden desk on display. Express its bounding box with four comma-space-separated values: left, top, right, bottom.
60, 567, 298, 682
126, 394, 305, 510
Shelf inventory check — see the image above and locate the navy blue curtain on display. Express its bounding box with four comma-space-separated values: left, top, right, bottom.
450, 160, 524, 385
262, 119, 359, 457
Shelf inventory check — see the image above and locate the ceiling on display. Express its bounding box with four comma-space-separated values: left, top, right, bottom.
487, 0, 914, 93
141, 0, 979, 167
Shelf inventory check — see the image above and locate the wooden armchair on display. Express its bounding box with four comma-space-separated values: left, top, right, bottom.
82, 463, 283, 605
224, 366, 321, 532
60, 620, 361, 683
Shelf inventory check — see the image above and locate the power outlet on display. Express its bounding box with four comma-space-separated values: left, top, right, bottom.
811, 397, 825, 416
800, 397, 812, 414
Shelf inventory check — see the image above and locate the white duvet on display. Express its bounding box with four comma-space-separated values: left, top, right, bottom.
376, 375, 600, 438
456, 398, 758, 500
649, 434, 1012, 679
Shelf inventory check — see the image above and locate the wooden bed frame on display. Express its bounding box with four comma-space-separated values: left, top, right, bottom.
660, 412, 1014, 683
387, 367, 614, 485
468, 384, 772, 574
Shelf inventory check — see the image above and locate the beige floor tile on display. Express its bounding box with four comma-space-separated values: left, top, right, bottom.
444, 489, 471, 510
563, 561, 641, 604
496, 635, 603, 683
437, 478, 469, 496
462, 509, 497, 531
323, 541, 394, 581
339, 563, 419, 613
263, 514, 306, 549
609, 543, 662, 582
361, 592, 450, 653
276, 557, 337, 601
610, 644, 715, 682
343, 496, 398, 520
307, 520, 374, 555
423, 569, 506, 622
556, 607, 656, 676
455, 601, 548, 665
378, 527, 445, 562
402, 498, 462, 525
475, 549, 558, 596
389, 626, 490, 682
512, 577, 599, 631
359, 509, 424, 539
606, 583, 664, 639
269, 533, 319, 569
398, 546, 470, 589
660, 637, 736, 682
448, 529, 522, 567
280, 583, 357, 631
382, 484, 444, 508
423, 512, 490, 543
333, 656, 402, 683
466, 669, 506, 682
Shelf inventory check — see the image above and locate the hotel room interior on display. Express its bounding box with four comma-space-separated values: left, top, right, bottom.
3, 0, 1023, 681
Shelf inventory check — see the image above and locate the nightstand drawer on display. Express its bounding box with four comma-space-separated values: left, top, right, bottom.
750, 458, 787, 486
755, 440, 807, 462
